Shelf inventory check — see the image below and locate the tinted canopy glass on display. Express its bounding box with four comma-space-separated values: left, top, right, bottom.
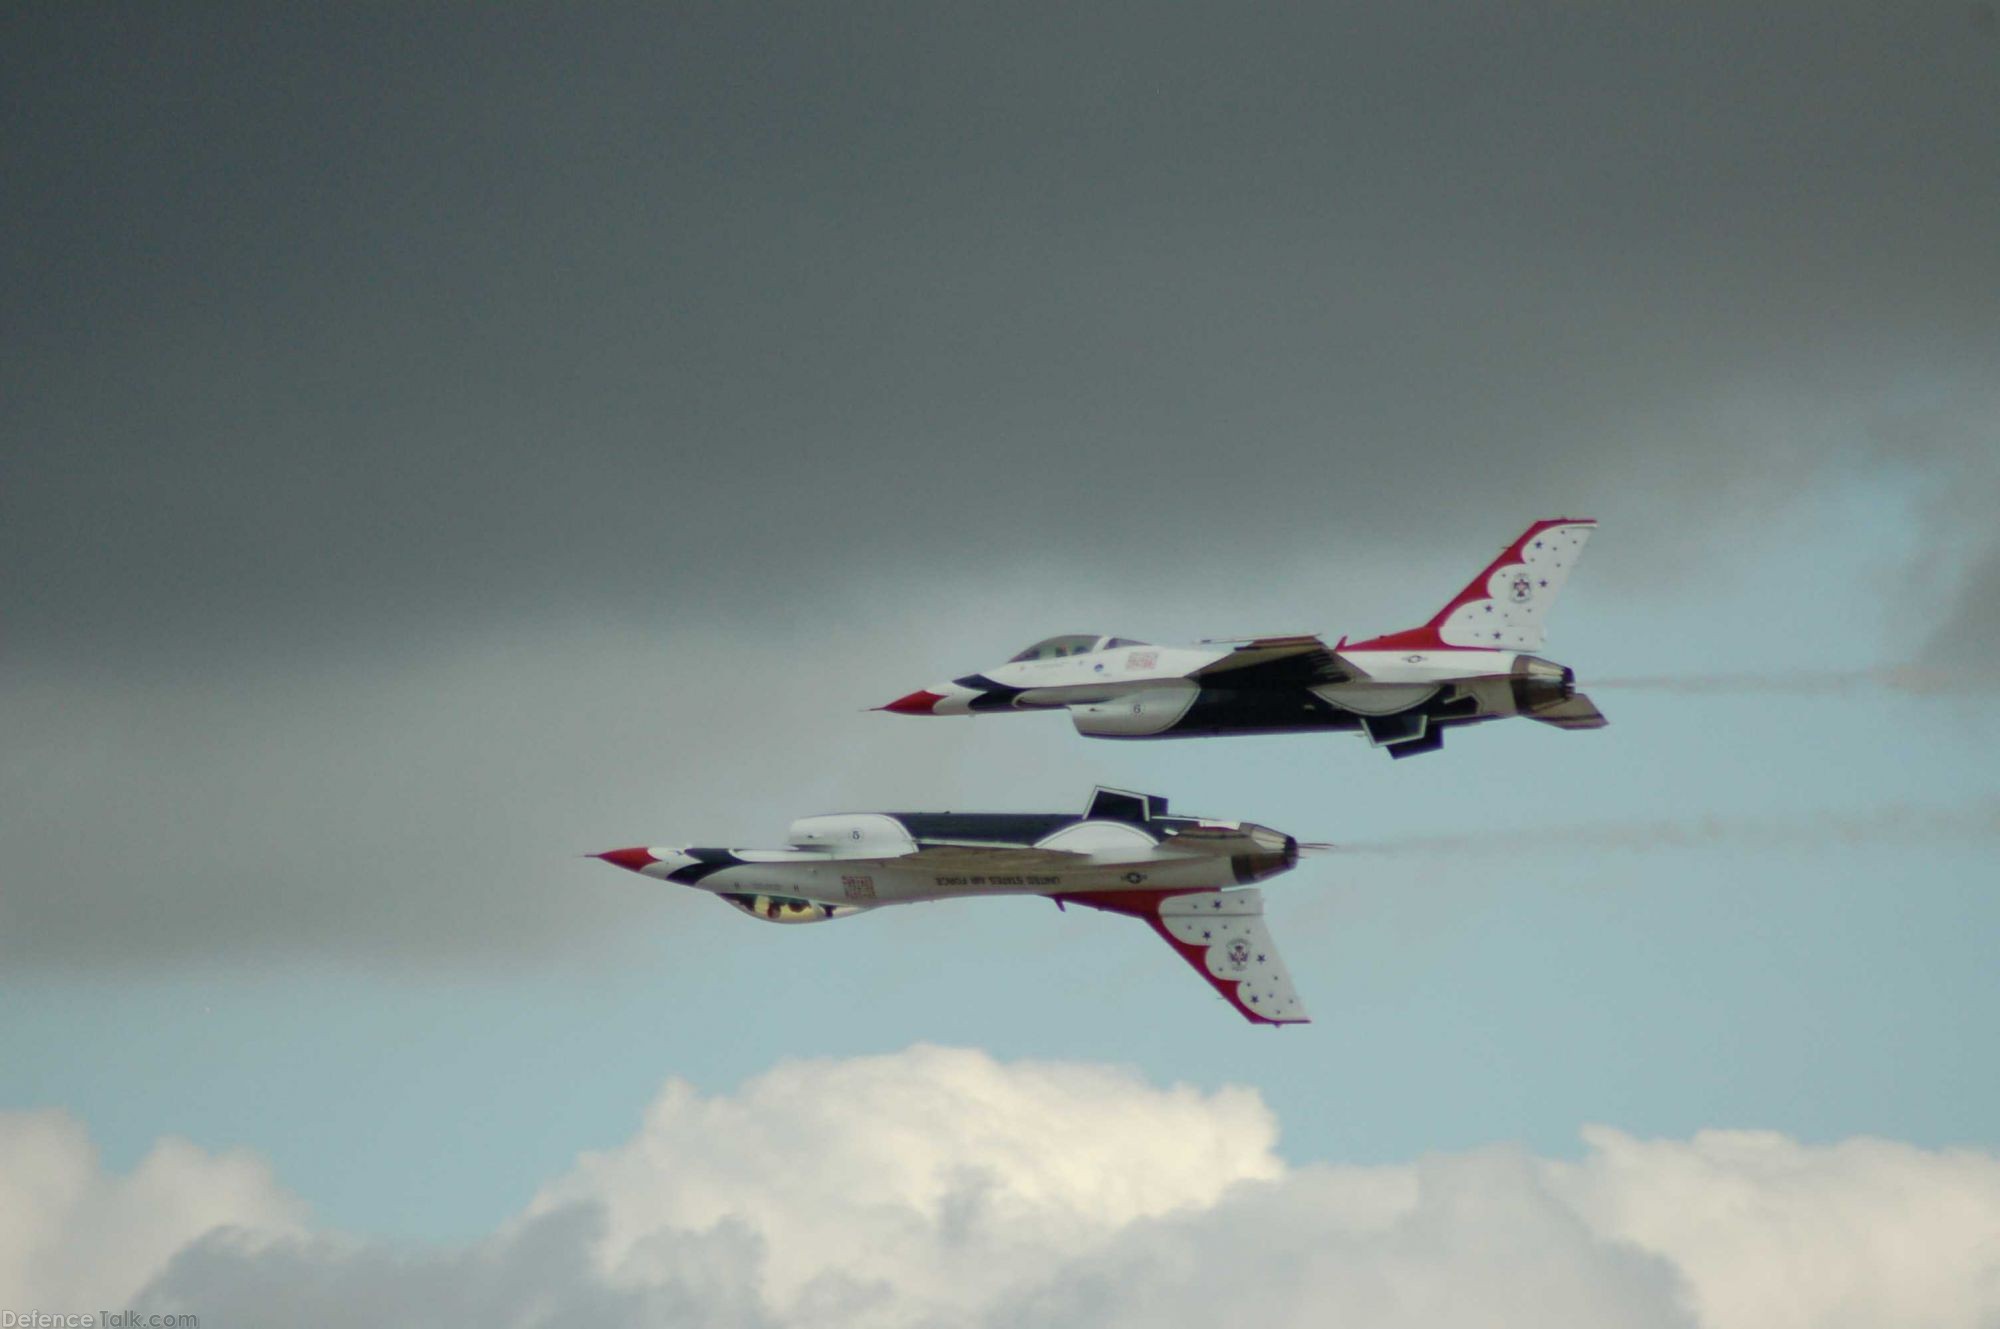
1007, 634, 1104, 662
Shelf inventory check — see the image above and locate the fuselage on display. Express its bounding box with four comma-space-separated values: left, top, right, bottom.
876, 519, 1604, 757
600, 806, 1298, 922
885, 636, 1575, 747
591, 789, 1317, 1024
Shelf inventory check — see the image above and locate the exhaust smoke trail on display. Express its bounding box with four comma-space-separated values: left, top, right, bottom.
1593, 666, 2000, 696
1334, 799, 2000, 858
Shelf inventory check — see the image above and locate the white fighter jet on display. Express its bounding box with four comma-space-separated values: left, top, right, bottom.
593, 787, 1311, 1025
880, 518, 1606, 758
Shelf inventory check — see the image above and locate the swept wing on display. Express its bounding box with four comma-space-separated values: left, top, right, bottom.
1058, 888, 1309, 1025
1191, 635, 1352, 688
846, 843, 1092, 874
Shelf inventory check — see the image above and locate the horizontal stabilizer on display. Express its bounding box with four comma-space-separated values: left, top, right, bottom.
1057, 888, 1309, 1025
1529, 691, 1608, 730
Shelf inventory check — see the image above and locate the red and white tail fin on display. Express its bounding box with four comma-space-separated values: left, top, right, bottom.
1351, 518, 1596, 653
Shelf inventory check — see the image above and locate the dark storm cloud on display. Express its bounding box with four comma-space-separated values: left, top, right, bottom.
1923, 543, 2000, 668
3, 5, 1996, 967
0, 605, 1135, 970
5, 3, 1996, 671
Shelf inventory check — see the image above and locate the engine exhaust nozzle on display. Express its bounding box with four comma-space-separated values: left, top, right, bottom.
1510, 655, 1576, 713
1231, 824, 1300, 884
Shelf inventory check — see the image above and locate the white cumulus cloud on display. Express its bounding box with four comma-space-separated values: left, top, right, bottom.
0, 1109, 305, 1309
529, 1044, 1283, 1319
5, 1047, 1999, 1329
1553, 1125, 2000, 1329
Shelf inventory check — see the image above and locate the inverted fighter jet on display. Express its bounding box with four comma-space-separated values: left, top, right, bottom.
593, 787, 1310, 1025
880, 518, 1605, 759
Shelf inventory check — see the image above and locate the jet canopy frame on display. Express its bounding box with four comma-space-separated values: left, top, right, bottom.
1007, 634, 1149, 662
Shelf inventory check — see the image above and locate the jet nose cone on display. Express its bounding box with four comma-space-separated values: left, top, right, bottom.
593, 847, 658, 873
878, 688, 946, 715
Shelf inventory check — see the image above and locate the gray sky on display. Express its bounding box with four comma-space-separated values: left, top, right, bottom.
7, 4, 1997, 672
5, 3, 1998, 970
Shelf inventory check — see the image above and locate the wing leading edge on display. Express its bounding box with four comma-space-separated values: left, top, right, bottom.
1057, 888, 1309, 1025
1191, 635, 1350, 688
820, 844, 1092, 875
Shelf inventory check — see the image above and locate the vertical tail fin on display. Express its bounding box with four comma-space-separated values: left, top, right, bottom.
1351, 519, 1596, 652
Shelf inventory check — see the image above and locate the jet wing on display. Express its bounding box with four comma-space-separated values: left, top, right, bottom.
1056, 888, 1309, 1025
841, 844, 1093, 874
1192, 635, 1351, 688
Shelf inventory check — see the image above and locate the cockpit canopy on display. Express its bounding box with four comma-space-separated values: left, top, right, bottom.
1007, 634, 1147, 662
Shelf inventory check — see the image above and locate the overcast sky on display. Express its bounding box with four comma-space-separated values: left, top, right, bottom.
8, 4, 1997, 670
4, 5, 1998, 1323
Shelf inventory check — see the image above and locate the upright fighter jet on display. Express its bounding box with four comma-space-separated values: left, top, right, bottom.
593, 787, 1310, 1025
880, 518, 1605, 759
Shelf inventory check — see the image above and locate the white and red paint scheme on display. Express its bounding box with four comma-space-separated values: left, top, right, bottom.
593, 788, 1310, 1025
881, 518, 1606, 759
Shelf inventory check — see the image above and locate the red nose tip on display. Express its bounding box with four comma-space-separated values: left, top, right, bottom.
879, 689, 945, 715
594, 847, 658, 873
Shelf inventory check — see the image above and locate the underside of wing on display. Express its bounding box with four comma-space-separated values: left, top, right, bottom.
859, 844, 1092, 874
1192, 635, 1350, 688
1057, 888, 1309, 1025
